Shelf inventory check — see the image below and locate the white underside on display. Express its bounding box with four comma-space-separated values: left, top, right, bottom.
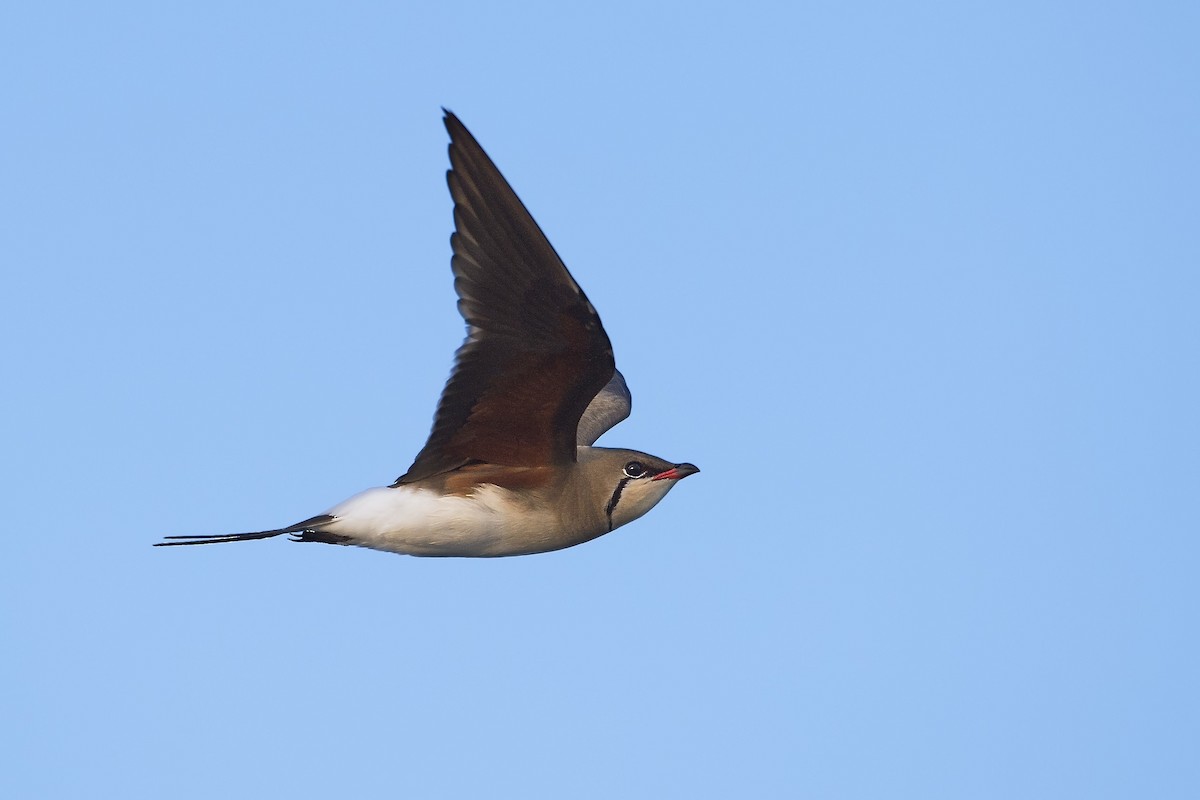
320, 485, 567, 557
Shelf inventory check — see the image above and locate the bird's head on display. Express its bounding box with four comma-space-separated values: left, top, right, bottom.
577, 447, 700, 533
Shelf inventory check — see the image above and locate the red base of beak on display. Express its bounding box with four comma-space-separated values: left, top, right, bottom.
652, 463, 700, 481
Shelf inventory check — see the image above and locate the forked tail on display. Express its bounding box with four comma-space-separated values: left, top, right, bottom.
155, 514, 343, 547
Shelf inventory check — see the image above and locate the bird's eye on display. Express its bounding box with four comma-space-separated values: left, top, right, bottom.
623, 461, 646, 478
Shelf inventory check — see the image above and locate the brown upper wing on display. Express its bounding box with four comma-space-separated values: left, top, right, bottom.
394, 111, 615, 485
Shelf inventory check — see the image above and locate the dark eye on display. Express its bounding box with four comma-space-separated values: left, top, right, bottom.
623, 461, 646, 478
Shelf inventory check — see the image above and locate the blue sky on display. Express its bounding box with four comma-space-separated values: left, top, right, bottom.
2, 2, 1197, 797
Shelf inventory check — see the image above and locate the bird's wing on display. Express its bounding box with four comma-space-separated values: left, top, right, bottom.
395, 111, 616, 485
576, 368, 632, 446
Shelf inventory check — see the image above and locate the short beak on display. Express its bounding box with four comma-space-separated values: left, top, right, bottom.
652, 462, 700, 481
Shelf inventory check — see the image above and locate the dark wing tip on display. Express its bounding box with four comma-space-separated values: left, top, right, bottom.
443, 108, 466, 138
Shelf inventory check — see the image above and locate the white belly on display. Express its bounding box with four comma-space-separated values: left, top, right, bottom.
320, 485, 566, 557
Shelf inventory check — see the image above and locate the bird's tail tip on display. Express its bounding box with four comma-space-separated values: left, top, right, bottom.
154, 514, 338, 547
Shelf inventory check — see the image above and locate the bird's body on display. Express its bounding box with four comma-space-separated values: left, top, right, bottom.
324, 483, 559, 558
158, 111, 697, 558
311, 447, 683, 557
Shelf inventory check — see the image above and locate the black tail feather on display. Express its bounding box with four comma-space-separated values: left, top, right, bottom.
155, 514, 337, 547
289, 529, 352, 545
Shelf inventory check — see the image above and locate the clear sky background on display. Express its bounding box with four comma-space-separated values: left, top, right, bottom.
2, 2, 1197, 798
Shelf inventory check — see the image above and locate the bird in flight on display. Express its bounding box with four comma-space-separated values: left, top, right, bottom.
157, 111, 698, 557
